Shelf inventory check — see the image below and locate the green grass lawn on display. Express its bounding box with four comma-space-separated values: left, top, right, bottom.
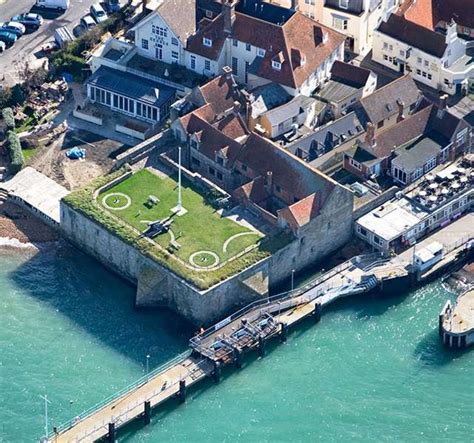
98, 169, 263, 266
22, 148, 36, 162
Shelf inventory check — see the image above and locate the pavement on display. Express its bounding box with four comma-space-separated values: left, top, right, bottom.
0, 0, 105, 86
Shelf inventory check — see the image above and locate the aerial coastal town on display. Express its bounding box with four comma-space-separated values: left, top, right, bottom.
0, 0, 473, 441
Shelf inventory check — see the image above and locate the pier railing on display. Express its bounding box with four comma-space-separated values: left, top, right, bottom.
190, 253, 382, 349
48, 350, 192, 438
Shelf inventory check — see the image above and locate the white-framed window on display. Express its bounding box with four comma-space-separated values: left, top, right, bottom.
231, 56, 238, 75
245, 43, 251, 51
171, 51, 179, 59
417, 57, 422, 64
152, 25, 167, 37
203, 37, 212, 47
332, 16, 348, 31
424, 60, 429, 67
272, 60, 281, 70
141, 39, 148, 50
350, 158, 361, 170
232, 39, 238, 47
339, 0, 349, 9
257, 47, 265, 57
171, 37, 179, 46
383, 42, 388, 50
399, 49, 404, 57
190, 55, 196, 70
424, 157, 436, 172
204, 59, 211, 71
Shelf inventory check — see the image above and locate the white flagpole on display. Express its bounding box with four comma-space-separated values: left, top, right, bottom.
40, 394, 51, 440
177, 147, 182, 212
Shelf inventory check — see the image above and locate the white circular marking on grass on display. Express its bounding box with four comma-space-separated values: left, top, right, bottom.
189, 251, 220, 269
102, 192, 131, 210
223, 232, 261, 253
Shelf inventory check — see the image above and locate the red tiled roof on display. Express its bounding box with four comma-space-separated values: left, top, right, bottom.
233, 176, 270, 204
187, 10, 345, 89
400, 0, 474, 30
279, 193, 321, 228
198, 73, 240, 114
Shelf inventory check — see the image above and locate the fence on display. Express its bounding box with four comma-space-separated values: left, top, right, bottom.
48, 350, 192, 439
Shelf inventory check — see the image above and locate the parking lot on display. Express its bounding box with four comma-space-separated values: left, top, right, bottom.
0, 0, 103, 86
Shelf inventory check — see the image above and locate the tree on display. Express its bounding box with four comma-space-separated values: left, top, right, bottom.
2, 107, 15, 130
6, 130, 24, 173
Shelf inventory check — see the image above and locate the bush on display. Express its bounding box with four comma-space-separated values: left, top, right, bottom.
50, 52, 88, 81
6, 130, 24, 173
2, 107, 15, 130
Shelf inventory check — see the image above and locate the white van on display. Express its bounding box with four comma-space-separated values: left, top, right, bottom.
35, 0, 70, 12
90, 3, 108, 24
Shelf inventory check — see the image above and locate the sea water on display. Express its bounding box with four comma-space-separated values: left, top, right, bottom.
1, 246, 473, 442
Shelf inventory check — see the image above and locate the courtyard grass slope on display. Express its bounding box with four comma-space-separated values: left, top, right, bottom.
63, 168, 292, 290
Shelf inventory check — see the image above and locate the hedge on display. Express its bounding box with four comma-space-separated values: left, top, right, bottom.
6, 130, 24, 173
2, 107, 15, 130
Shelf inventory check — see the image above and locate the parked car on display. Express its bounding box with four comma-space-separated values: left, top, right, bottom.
0, 41, 6, 53
35, 0, 70, 12
0, 21, 26, 37
0, 30, 18, 46
80, 15, 97, 31
90, 3, 108, 24
41, 41, 59, 53
11, 13, 43, 31
104, 0, 120, 13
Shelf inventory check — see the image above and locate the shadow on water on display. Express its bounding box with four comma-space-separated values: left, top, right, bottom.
413, 329, 471, 367
8, 242, 194, 366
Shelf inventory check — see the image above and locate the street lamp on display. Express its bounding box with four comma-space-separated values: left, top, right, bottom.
145, 354, 151, 380
40, 394, 51, 441
291, 269, 295, 292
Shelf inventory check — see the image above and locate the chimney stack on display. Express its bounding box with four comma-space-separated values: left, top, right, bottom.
265, 170, 273, 192
222, 65, 233, 80
233, 100, 241, 115
365, 123, 376, 147
396, 99, 405, 123
291, 0, 298, 10
223, 0, 237, 35
440, 94, 448, 110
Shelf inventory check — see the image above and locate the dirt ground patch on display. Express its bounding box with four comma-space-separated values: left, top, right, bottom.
29, 129, 128, 190
0, 200, 58, 244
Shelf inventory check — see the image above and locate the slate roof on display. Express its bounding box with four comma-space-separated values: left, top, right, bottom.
391, 136, 443, 172
264, 95, 316, 126
356, 75, 420, 126
250, 83, 292, 118
87, 66, 175, 107
156, 0, 197, 44
377, 14, 447, 58
330, 61, 371, 88
288, 111, 364, 160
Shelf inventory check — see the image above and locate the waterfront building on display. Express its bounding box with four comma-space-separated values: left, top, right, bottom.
354, 158, 473, 252
439, 289, 474, 348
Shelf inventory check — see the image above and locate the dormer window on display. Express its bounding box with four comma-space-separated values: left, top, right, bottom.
257, 48, 266, 57
203, 37, 212, 47
339, 0, 349, 9
272, 60, 281, 71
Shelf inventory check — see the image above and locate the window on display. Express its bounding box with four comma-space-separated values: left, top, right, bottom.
424, 60, 429, 67
417, 57, 422, 64
416, 68, 421, 75
232, 56, 238, 75
383, 55, 388, 61
171, 37, 179, 46
377, 120, 384, 128
141, 39, 148, 50
137, 102, 142, 116
399, 49, 404, 57
172, 51, 179, 59
349, 158, 361, 170
232, 39, 238, 47
257, 47, 265, 57
383, 42, 388, 50
444, 78, 450, 85
333, 16, 348, 30
208, 167, 215, 176
241, 164, 247, 172
424, 157, 436, 172
272, 60, 281, 70
216, 156, 224, 166
216, 171, 223, 180
245, 43, 251, 51
339, 0, 349, 8
152, 25, 167, 37
191, 157, 201, 166
190, 56, 196, 70
204, 59, 211, 71
276, 185, 282, 193
427, 73, 432, 80
203, 37, 212, 47
359, 227, 367, 237
113, 94, 118, 108
205, 9, 213, 18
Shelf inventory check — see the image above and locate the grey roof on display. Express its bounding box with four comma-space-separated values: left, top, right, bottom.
288, 111, 364, 161
157, 0, 196, 44
377, 14, 447, 58
357, 75, 420, 126
330, 60, 371, 88
325, 0, 364, 14
250, 83, 292, 118
87, 66, 175, 107
318, 79, 359, 104
264, 95, 317, 125
391, 136, 443, 172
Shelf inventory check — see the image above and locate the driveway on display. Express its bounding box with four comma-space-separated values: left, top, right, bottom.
0, 0, 103, 86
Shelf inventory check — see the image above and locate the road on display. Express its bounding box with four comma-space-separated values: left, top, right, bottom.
0, 0, 100, 86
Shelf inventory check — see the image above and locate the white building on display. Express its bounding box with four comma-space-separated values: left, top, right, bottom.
373, 14, 474, 95
131, 0, 345, 96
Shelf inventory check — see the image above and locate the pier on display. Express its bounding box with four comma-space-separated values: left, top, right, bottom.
46, 216, 472, 443
439, 289, 474, 348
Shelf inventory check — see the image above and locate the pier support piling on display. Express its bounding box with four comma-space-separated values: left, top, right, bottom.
313, 303, 322, 323
179, 379, 187, 403
258, 336, 266, 358
438, 314, 444, 336
233, 348, 242, 369
213, 361, 222, 383
280, 323, 288, 343
144, 401, 151, 425
107, 422, 116, 443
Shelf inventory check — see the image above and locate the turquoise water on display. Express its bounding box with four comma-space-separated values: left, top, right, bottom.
1, 246, 473, 442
